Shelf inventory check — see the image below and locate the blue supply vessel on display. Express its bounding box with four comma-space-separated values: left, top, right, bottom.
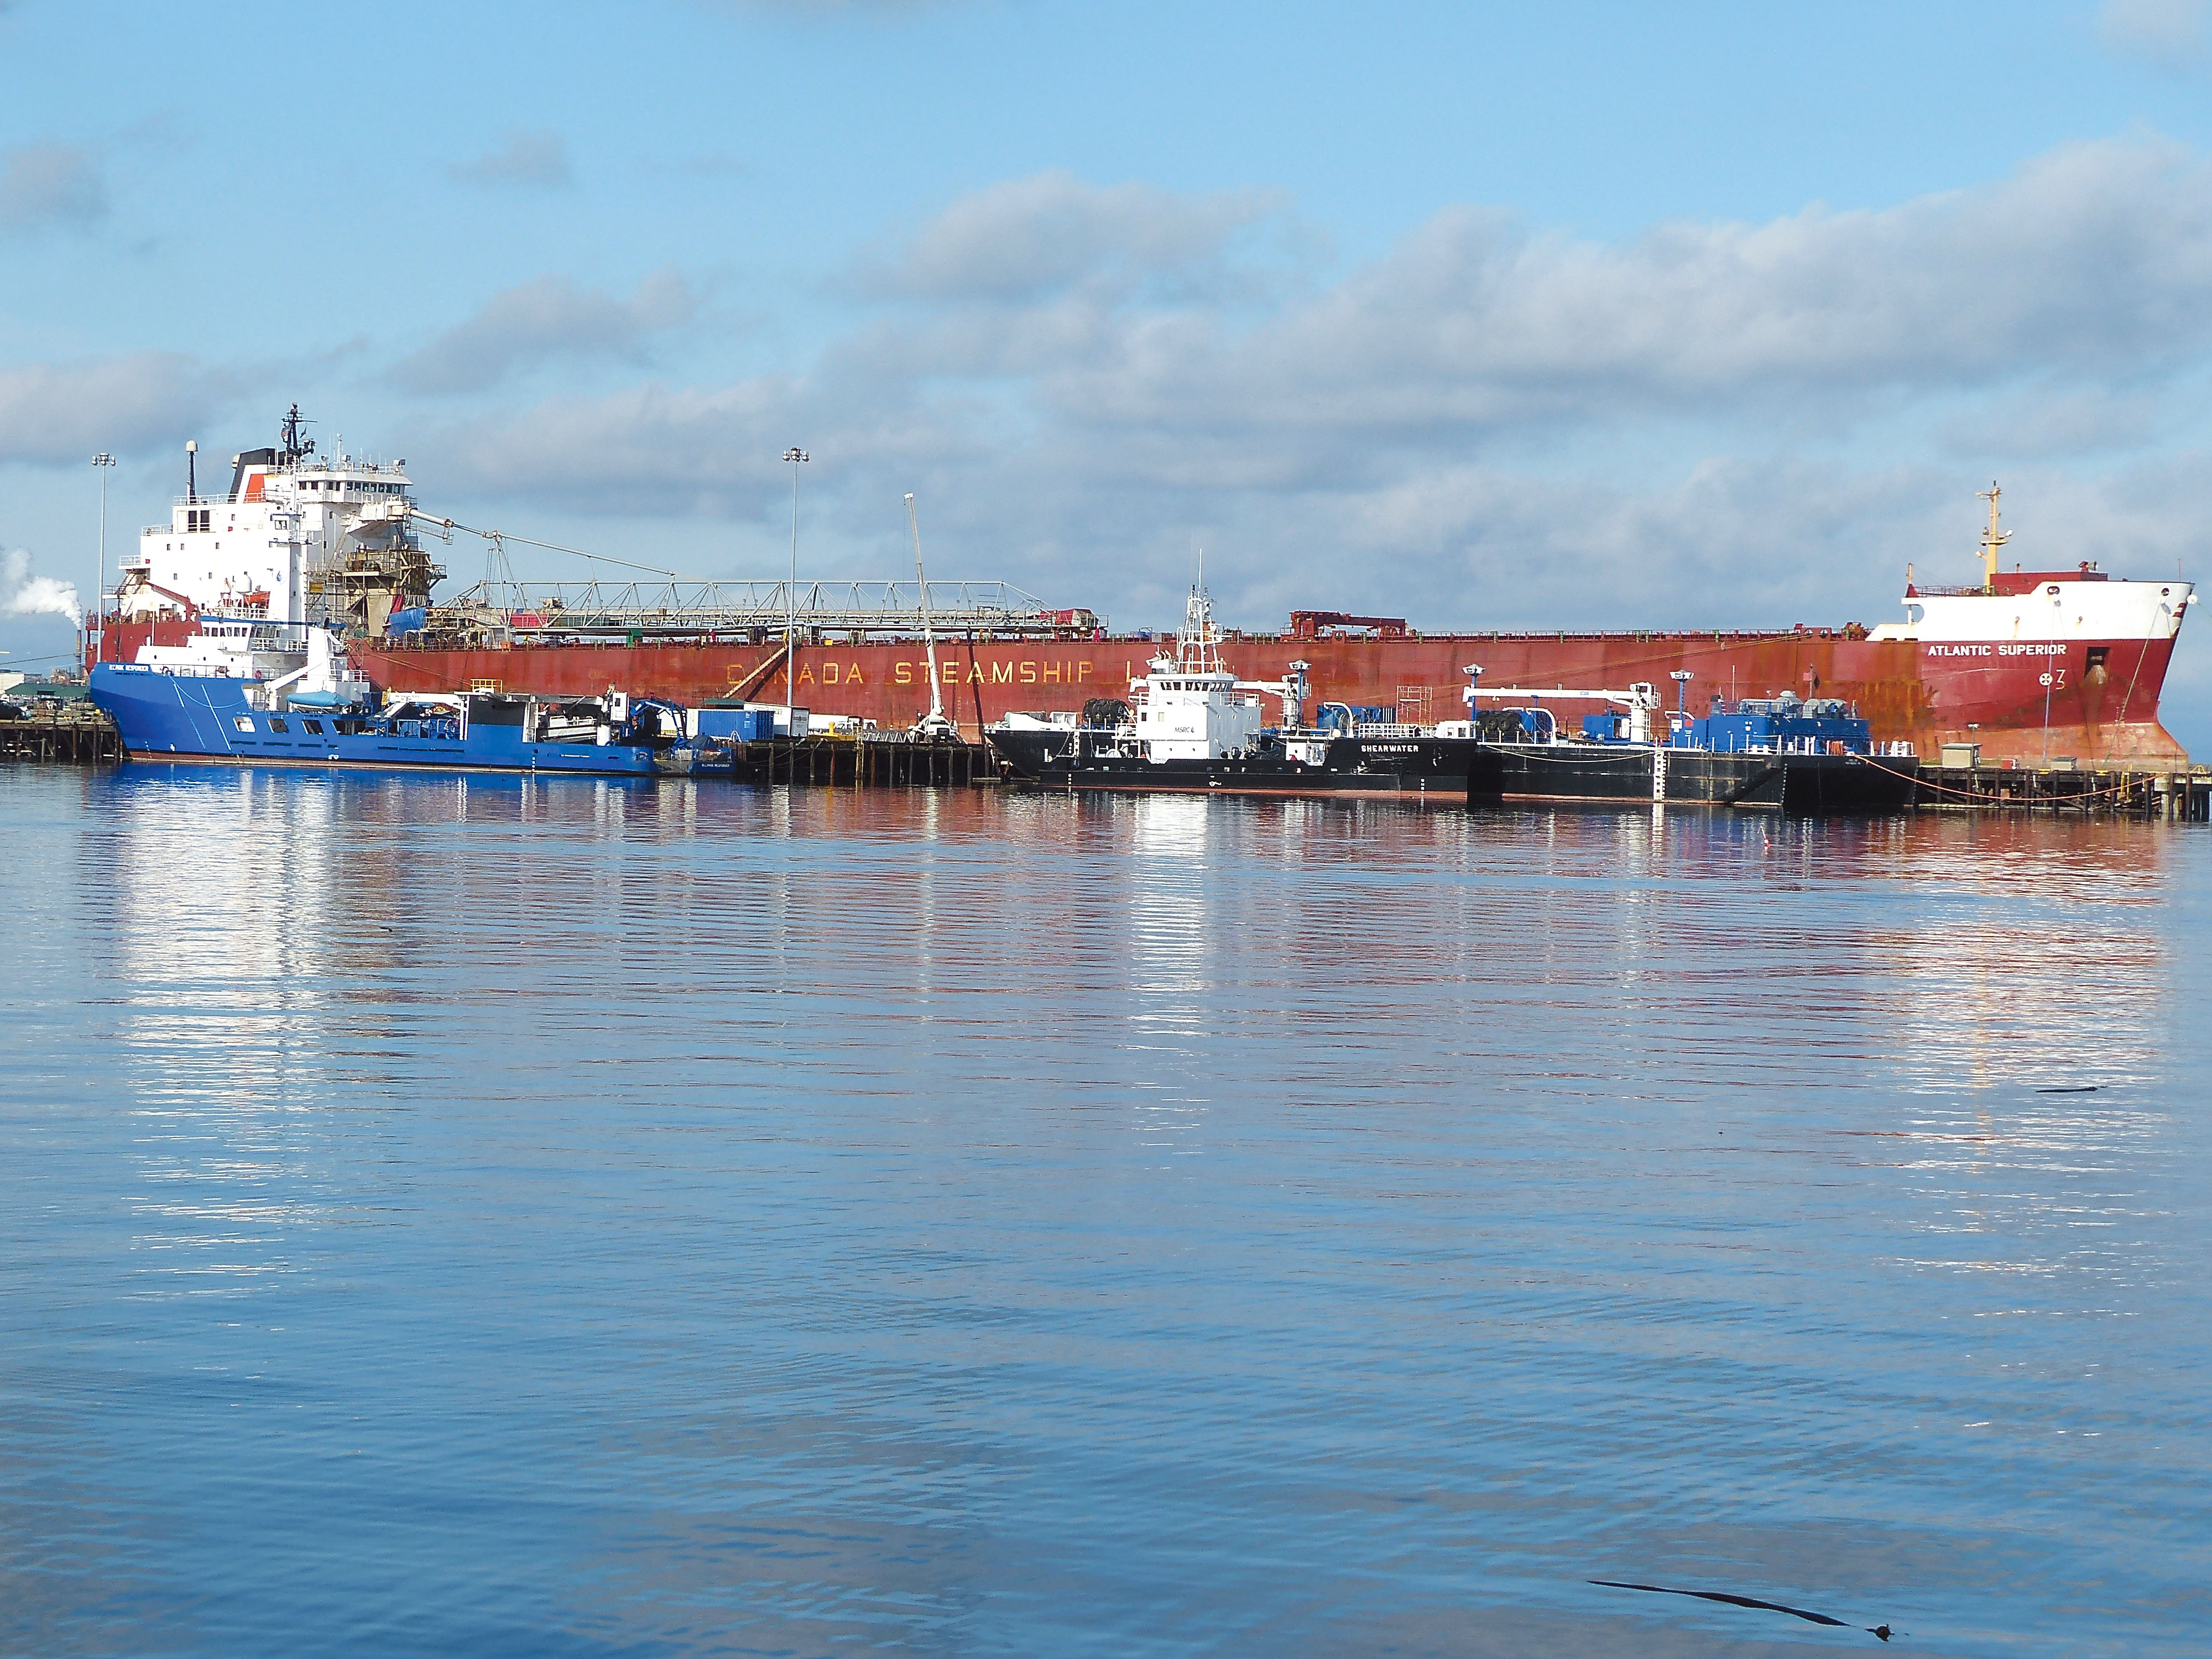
90, 620, 694, 776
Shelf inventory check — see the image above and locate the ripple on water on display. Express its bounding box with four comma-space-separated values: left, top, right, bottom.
2, 766, 2209, 1657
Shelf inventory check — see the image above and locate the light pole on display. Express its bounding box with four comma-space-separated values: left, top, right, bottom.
782, 447, 808, 723
91, 453, 115, 667
2042, 583, 2063, 766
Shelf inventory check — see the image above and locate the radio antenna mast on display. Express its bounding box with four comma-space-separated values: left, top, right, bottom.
1978, 482, 2011, 590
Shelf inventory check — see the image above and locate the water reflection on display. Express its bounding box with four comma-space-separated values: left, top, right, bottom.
8, 768, 2207, 1657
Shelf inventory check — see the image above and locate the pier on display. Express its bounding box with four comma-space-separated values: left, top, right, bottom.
0, 706, 122, 765
717, 735, 1001, 788
1911, 763, 2212, 820
11, 705, 2212, 816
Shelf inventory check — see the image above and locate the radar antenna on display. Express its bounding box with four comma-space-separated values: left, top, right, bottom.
279, 404, 317, 467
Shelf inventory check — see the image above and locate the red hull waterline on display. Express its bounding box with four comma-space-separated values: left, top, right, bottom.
95, 619, 2188, 766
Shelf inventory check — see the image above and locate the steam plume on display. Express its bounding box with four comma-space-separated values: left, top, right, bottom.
2, 546, 83, 625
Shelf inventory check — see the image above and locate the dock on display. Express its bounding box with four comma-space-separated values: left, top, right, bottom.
9, 707, 2210, 816
1, 705, 122, 765
1912, 763, 2212, 820
712, 735, 1001, 787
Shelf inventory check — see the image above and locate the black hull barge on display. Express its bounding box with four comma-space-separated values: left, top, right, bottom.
1467, 744, 1919, 812
1463, 677, 1920, 815
995, 726, 1479, 799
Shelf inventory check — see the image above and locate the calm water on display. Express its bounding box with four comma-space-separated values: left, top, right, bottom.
4, 765, 2208, 1657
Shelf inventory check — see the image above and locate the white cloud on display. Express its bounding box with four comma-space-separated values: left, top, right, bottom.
0, 354, 218, 464
449, 129, 573, 189
997, 139, 2212, 449
2, 547, 81, 624
415, 140, 2212, 649
390, 270, 700, 395
857, 170, 1290, 301
0, 142, 105, 228
2100, 0, 2210, 66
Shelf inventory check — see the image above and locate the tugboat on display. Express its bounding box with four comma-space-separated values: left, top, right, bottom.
987, 586, 1480, 797
1462, 670, 1920, 812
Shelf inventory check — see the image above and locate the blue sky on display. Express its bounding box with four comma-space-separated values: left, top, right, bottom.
6, 0, 2212, 744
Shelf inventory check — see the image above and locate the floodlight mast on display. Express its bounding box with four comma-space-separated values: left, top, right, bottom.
783, 447, 807, 718
905, 493, 957, 740
91, 453, 116, 665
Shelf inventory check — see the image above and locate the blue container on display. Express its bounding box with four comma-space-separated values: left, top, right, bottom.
698, 707, 775, 742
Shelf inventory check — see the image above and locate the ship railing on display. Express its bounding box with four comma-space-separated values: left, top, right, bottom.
441, 577, 1091, 638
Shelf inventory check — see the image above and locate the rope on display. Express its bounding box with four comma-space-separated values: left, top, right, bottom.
2108, 601, 2165, 761
1478, 742, 1646, 767
1859, 757, 2159, 804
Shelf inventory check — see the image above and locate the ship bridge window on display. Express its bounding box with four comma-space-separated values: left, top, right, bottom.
232, 715, 254, 733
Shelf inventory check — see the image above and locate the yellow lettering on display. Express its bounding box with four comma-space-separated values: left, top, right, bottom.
991, 662, 1013, 684
798, 665, 815, 686
1021, 662, 1037, 684
1078, 660, 1092, 681
822, 662, 839, 686
895, 662, 912, 685
968, 663, 984, 684
1044, 662, 1062, 684
846, 664, 863, 686
942, 661, 959, 684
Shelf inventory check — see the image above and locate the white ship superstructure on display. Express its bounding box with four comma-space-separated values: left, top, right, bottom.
114, 406, 441, 635
1126, 587, 1305, 761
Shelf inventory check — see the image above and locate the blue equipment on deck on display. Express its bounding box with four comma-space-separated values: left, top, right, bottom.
1578, 692, 1876, 754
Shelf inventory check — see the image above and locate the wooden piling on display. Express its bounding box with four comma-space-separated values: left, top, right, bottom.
1913, 762, 2212, 818
1, 705, 123, 765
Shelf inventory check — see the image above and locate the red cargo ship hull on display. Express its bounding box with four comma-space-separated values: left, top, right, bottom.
92, 611, 2187, 766
332, 626, 2179, 765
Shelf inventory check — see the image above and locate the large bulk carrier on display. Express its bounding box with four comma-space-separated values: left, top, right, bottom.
93, 417, 2195, 766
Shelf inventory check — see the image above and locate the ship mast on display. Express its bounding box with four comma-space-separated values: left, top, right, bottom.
279, 403, 316, 466
1979, 482, 2010, 589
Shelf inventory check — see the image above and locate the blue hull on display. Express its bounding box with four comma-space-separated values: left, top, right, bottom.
91, 665, 671, 776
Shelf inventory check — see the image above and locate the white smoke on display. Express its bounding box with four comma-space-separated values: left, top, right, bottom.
1, 546, 82, 624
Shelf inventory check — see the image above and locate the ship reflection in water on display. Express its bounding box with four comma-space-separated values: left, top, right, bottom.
7, 767, 2207, 1656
